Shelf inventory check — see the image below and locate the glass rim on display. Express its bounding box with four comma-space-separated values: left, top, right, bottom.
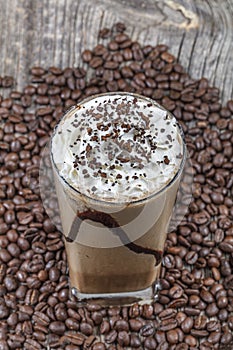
50, 91, 187, 206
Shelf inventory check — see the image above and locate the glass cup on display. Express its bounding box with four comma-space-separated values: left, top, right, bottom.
50, 92, 186, 306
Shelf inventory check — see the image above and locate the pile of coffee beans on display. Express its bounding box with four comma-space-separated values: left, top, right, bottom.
0, 22, 233, 349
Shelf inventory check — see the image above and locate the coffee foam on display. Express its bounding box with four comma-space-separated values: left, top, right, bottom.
51, 93, 184, 202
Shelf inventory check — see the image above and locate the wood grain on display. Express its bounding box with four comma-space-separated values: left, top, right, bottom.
0, 0, 232, 103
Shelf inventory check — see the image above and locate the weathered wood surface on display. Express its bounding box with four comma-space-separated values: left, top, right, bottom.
0, 0, 233, 103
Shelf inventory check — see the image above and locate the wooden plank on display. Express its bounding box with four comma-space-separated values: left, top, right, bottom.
0, 0, 233, 103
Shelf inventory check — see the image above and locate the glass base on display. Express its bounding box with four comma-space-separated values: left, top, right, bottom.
71, 280, 161, 306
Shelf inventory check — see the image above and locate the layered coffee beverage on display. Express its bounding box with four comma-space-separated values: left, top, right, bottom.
51, 92, 185, 304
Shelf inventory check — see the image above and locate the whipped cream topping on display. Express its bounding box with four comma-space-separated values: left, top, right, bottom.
51, 93, 184, 202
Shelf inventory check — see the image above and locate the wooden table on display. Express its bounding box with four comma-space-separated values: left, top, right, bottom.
0, 0, 233, 103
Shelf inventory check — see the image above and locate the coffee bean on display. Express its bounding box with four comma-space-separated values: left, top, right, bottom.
0, 249, 11, 263
90, 311, 102, 325
168, 298, 188, 309
100, 320, 110, 334
142, 304, 154, 319
160, 318, 177, 331
81, 335, 95, 349
7, 312, 18, 327
4, 275, 18, 291
48, 267, 60, 282
109, 315, 121, 329
92, 342, 106, 350
184, 335, 197, 347
0, 301, 9, 319
129, 319, 143, 332
184, 307, 201, 316
114, 319, 129, 332
80, 322, 93, 336
218, 309, 228, 323
117, 331, 130, 346
61, 331, 85, 346
200, 288, 214, 303
65, 318, 79, 331
206, 303, 219, 317
142, 337, 156, 349
49, 321, 66, 335
33, 311, 50, 326
163, 254, 175, 268
175, 312, 186, 326
140, 323, 155, 337
31, 67, 45, 76
208, 331, 221, 344
169, 285, 184, 299
159, 309, 177, 320
105, 330, 117, 344
153, 303, 164, 315
127, 333, 140, 348
221, 330, 233, 345
219, 241, 233, 253
181, 317, 193, 333
166, 329, 179, 344
191, 329, 209, 338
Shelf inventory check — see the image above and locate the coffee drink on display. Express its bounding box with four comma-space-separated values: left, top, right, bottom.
51, 92, 185, 304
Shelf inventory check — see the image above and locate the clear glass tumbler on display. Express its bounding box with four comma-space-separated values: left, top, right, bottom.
50, 92, 186, 305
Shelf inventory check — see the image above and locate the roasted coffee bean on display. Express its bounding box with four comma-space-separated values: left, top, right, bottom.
142, 304, 154, 319
129, 333, 140, 348
0, 301, 9, 319
208, 331, 221, 344
3, 275, 18, 291
140, 323, 155, 337
65, 318, 79, 331
159, 308, 177, 320
166, 329, 179, 344
206, 320, 220, 333
61, 331, 85, 346
184, 335, 197, 347
83, 334, 96, 348
184, 307, 200, 316
92, 342, 106, 350
49, 321, 66, 335
90, 311, 103, 325
143, 337, 156, 349
169, 285, 184, 299
220, 330, 233, 345
200, 288, 214, 303
105, 330, 118, 344
191, 329, 209, 338
80, 322, 93, 336
117, 331, 130, 346
49, 267, 60, 282
168, 298, 188, 309
55, 304, 68, 321
206, 302, 219, 317
175, 312, 186, 326
114, 319, 129, 332
100, 320, 110, 334
129, 319, 143, 332
181, 317, 193, 333
160, 318, 177, 331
